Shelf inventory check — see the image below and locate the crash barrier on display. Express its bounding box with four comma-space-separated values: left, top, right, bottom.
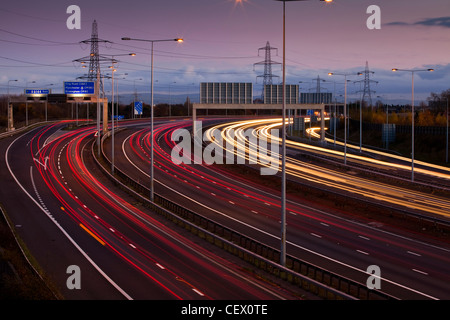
93, 132, 397, 300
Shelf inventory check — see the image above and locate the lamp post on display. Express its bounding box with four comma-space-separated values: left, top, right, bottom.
328, 72, 360, 165
392, 68, 434, 181
115, 74, 128, 129
105, 54, 135, 174
274, 0, 332, 267
169, 81, 177, 117
44, 83, 54, 123
132, 78, 143, 119
25, 81, 36, 126
447, 97, 449, 163
122, 37, 183, 202
7, 79, 18, 132
109, 63, 117, 173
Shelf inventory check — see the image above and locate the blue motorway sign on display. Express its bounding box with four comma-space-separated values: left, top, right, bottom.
25, 89, 50, 95
134, 101, 143, 115
64, 81, 95, 95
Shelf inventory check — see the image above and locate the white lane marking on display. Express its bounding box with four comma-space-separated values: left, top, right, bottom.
310, 233, 322, 238
357, 250, 369, 255
408, 251, 422, 257
121, 129, 439, 300
6, 135, 133, 300
412, 269, 428, 276
156, 263, 165, 270
192, 288, 205, 296
358, 235, 371, 241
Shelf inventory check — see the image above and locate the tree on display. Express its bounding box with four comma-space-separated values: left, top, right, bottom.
427, 89, 450, 113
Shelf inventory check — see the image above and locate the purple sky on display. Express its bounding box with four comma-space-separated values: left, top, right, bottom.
1, 0, 449, 104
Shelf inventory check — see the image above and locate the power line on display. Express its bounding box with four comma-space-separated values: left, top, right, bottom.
253, 41, 281, 99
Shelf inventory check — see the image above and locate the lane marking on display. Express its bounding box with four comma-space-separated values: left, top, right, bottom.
407, 251, 422, 257
156, 263, 165, 270
192, 288, 205, 296
7, 132, 133, 300
79, 223, 106, 246
412, 269, 428, 276
121, 126, 440, 300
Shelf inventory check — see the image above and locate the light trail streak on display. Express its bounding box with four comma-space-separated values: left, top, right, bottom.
23, 121, 282, 300
204, 119, 450, 219
24, 124, 204, 299
115, 118, 450, 299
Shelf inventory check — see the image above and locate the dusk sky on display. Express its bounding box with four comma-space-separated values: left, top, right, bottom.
1, 0, 449, 104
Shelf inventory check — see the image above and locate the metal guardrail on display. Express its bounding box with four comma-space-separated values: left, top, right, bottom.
92, 132, 399, 300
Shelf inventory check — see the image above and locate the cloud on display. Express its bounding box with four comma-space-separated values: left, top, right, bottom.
386, 16, 450, 29
414, 16, 450, 28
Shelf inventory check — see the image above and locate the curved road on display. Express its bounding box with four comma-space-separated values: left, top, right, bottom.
1, 121, 293, 300
103, 117, 450, 300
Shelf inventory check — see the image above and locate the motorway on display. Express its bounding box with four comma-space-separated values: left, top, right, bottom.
206, 119, 450, 219
102, 117, 450, 300
0, 121, 295, 300
1, 117, 449, 300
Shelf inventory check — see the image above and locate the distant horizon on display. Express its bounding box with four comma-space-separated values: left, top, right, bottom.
2, 90, 435, 108
1, 0, 449, 104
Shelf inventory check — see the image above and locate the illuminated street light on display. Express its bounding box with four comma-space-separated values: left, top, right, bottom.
122, 37, 183, 202
103, 53, 136, 174
392, 68, 434, 181
274, 0, 332, 267
328, 72, 360, 165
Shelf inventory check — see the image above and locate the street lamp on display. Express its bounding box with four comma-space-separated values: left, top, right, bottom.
7, 79, 18, 132
104, 53, 135, 174
274, 0, 332, 267
25, 81, 36, 126
328, 72, 360, 165
447, 97, 449, 163
132, 78, 143, 119
392, 68, 434, 181
122, 36, 183, 202
109, 64, 117, 173
169, 81, 177, 117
